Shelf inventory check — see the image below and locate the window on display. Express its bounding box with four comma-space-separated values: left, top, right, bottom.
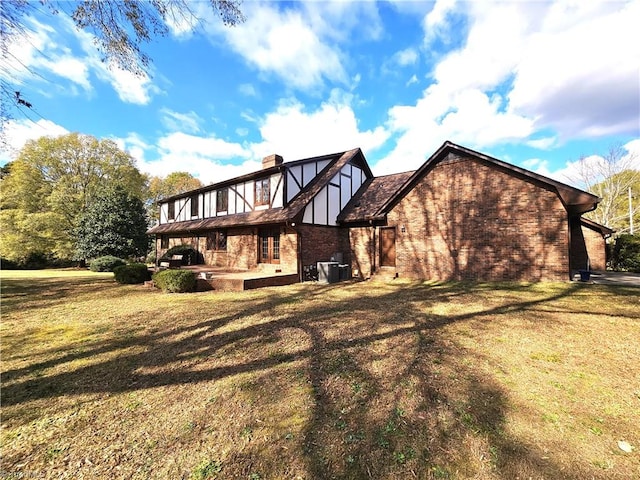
190, 195, 199, 217
216, 188, 228, 213
255, 178, 270, 206
161, 235, 169, 249
167, 201, 175, 220
206, 230, 227, 251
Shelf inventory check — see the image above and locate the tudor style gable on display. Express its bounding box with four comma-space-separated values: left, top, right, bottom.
149, 149, 373, 234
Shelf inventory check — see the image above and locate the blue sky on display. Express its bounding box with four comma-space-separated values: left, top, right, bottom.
2, 0, 639, 186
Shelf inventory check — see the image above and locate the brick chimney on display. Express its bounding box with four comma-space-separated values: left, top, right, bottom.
262, 154, 283, 169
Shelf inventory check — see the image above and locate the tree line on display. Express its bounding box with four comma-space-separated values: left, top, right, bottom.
0, 133, 202, 267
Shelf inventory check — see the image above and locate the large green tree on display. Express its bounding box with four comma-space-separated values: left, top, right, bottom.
75, 186, 148, 261
0, 133, 147, 262
147, 171, 203, 222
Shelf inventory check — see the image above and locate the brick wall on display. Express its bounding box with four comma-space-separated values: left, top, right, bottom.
279, 227, 298, 273
348, 227, 376, 278
582, 225, 607, 271
297, 224, 350, 270
155, 226, 298, 272
379, 154, 570, 281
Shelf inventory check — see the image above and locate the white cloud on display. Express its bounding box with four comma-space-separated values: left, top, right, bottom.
238, 83, 257, 97
406, 74, 418, 87
2, 13, 161, 106
145, 132, 253, 184
206, 3, 347, 90
304, 1, 383, 42
526, 137, 557, 150
160, 109, 203, 134
508, 1, 640, 138
378, 0, 640, 175
394, 48, 418, 67
250, 92, 389, 162
112, 132, 151, 169
423, 0, 458, 44
0, 119, 69, 163
2, 17, 92, 94
377, 82, 534, 175
97, 65, 159, 105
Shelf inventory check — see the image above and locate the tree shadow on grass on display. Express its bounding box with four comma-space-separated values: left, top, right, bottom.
0, 275, 119, 312
1, 279, 627, 479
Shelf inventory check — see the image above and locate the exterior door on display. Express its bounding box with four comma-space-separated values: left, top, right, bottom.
380, 227, 396, 267
259, 229, 281, 264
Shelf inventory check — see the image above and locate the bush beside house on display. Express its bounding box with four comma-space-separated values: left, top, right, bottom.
609, 234, 640, 272
152, 269, 197, 293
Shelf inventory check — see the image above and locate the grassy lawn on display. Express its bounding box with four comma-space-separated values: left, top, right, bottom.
1, 270, 639, 479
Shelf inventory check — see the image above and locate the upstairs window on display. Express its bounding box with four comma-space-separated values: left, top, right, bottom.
216, 188, 228, 212
190, 195, 199, 217
167, 201, 175, 220
255, 178, 270, 206
206, 230, 227, 251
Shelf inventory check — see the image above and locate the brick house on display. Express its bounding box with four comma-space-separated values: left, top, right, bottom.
147, 141, 610, 282
147, 148, 373, 280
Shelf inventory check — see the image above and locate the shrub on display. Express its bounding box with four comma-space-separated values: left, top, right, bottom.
113, 263, 151, 284
0, 257, 20, 270
90, 256, 126, 272
152, 269, 197, 293
22, 251, 49, 269
159, 244, 200, 266
610, 234, 640, 272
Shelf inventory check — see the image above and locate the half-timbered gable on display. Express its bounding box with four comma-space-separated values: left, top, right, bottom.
158, 171, 286, 225
301, 161, 368, 226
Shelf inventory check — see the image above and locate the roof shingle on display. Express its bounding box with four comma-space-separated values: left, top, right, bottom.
338, 171, 414, 224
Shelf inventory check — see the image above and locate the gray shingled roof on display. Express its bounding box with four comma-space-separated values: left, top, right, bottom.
338, 171, 414, 224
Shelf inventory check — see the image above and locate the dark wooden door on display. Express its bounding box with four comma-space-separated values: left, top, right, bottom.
259, 229, 281, 264
380, 227, 396, 267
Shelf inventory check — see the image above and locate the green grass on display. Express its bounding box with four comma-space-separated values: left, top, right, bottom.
1, 270, 639, 479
